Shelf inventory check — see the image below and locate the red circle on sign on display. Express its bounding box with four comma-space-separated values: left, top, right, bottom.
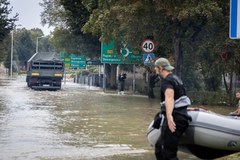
141, 39, 155, 53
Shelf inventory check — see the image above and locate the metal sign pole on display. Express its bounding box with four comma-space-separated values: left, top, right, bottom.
64, 69, 67, 84
103, 63, 106, 92
133, 64, 136, 94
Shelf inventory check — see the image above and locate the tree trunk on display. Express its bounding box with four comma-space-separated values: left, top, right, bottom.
105, 64, 111, 87
110, 64, 117, 89
105, 64, 117, 89
173, 22, 183, 78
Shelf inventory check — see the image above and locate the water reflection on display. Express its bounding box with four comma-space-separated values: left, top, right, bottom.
0, 76, 239, 159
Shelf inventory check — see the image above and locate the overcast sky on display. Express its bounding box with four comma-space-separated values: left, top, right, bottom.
9, 0, 54, 35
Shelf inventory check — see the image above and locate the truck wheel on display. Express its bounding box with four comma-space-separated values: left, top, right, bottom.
27, 82, 30, 87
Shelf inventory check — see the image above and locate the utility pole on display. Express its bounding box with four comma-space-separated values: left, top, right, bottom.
10, 31, 13, 78
36, 36, 43, 53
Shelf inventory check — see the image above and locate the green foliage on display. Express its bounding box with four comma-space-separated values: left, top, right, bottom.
2, 28, 53, 72
2, 36, 11, 69
0, 41, 8, 62
15, 29, 36, 66
40, 0, 240, 93
60, 0, 90, 34
187, 91, 236, 106
50, 27, 100, 57
81, 0, 227, 81
0, 0, 18, 63
0, 0, 18, 41
41, 0, 101, 58
40, 0, 66, 27
82, 0, 158, 46
87, 65, 99, 73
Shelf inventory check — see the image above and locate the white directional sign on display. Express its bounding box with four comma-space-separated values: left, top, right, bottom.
141, 39, 155, 53
230, 0, 240, 39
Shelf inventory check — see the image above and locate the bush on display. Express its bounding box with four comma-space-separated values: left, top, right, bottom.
187, 91, 230, 106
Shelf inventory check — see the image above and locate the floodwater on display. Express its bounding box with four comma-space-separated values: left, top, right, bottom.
0, 75, 239, 160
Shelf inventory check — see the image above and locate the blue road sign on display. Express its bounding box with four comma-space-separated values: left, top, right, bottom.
230, 0, 240, 39
143, 53, 155, 65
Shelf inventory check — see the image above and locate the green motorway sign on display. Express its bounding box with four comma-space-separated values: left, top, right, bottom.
60, 51, 86, 68
70, 54, 86, 69
101, 41, 142, 64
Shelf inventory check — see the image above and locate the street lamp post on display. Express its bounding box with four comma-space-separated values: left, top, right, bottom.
9, 25, 22, 78
36, 36, 43, 53
10, 31, 13, 78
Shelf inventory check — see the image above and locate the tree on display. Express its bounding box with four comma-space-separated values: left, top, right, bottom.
3, 28, 52, 72
82, 0, 223, 72
14, 29, 36, 67
0, 0, 18, 63
41, 0, 240, 93
40, 0, 100, 57
40, 0, 66, 27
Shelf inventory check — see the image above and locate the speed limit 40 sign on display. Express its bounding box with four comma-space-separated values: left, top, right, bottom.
141, 39, 155, 53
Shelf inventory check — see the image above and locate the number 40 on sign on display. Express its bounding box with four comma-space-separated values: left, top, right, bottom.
141, 39, 155, 53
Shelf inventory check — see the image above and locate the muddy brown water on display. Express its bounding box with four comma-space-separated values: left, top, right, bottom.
0, 75, 239, 160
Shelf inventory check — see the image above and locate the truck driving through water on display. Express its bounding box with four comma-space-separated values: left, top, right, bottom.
26, 52, 64, 90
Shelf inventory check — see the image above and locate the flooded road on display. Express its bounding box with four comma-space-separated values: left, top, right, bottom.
0, 75, 239, 160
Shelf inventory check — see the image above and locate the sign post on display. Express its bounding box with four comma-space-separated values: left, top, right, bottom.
230, 0, 240, 39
